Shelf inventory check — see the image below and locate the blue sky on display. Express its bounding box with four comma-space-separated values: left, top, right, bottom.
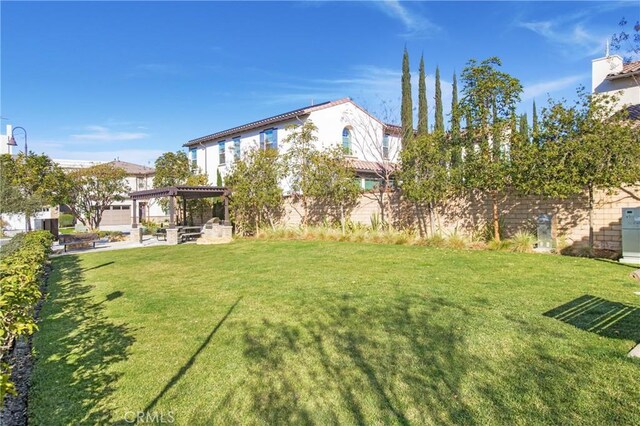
1, 1, 638, 166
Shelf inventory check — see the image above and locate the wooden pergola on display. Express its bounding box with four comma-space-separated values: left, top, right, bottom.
129, 186, 229, 229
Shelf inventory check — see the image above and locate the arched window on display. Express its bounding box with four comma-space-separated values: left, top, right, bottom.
342, 127, 352, 155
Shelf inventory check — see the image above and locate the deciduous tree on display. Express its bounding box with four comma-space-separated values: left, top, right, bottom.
459, 57, 523, 241
225, 148, 285, 235
59, 163, 129, 230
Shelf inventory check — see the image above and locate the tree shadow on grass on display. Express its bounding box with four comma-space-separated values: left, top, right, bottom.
29, 255, 135, 425
543, 294, 640, 343
213, 293, 475, 424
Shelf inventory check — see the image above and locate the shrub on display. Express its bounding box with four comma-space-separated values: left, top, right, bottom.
58, 213, 75, 228
487, 239, 513, 251
510, 231, 536, 253
0, 231, 53, 402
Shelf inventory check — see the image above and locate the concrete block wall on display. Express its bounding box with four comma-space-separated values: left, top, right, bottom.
282, 186, 640, 250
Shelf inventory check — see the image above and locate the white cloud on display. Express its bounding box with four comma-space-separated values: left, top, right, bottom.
375, 1, 440, 37
522, 74, 587, 101
518, 20, 609, 58
70, 125, 149, 142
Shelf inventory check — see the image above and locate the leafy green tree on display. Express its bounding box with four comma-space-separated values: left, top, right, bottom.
434, 65, 444, 133
306, 147, 361, 235
153, 151, 191, 188
1, 153, 65, 231
450, 72, 463, 169
283, 120, 320, 227
226, 148, 285, 235
459, 57, 523, 241
519, 113, 529, 142
58, 163, 129, 230
399, 132, 450, 237
534, 89, 640, 251
401, 47, 414, 145
153, 151, 194, 222
417, 54, 428, 135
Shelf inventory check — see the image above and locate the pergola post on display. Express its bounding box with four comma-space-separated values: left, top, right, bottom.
182, 197, 188, 226
169, 195, 176, 229
224, 193, 230, 225
132, 199, 138, 228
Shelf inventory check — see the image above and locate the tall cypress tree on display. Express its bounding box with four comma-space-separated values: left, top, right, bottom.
450, 72, 460, 136
434, 65, 444, 133
450, 72, 461, 168
401, 48, 413, 145
532, 100, 539, 136
418, 54, 428, 135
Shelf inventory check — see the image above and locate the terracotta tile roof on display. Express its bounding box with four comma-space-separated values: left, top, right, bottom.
185, 98, 352, 147
348, 158, 397, 175
107, 160, 155, 175
607, 60, 640, 78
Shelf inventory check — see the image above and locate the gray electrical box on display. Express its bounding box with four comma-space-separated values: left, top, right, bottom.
537, 214, 556, 251
620, 207, 640, 264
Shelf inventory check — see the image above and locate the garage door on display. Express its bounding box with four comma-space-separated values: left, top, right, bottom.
100, 205, 131, 226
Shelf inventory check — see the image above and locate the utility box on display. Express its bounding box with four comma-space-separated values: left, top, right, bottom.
537, 214, 557, 251
621, 207, 640, 264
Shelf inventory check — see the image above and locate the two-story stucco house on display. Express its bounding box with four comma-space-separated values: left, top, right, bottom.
592, 54, 640, 117
183, 97, 402, 191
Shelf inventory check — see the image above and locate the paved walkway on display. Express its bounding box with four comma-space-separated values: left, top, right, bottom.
51, 235, 171, 256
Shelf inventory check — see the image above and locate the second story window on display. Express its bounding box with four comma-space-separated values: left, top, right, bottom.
136, 176, 146, 190
233, 137, 241, 160
218, 141, 226, 165
382, 134, 390, 160
342, 127, 352, 155
189, 149, 197, 168
260, 128, 277, 151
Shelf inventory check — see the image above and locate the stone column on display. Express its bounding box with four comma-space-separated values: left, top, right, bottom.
132, 199, 138, 228
166, 228, 179, 245
130, 226, 143, 243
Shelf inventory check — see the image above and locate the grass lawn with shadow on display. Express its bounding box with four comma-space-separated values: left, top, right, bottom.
29, 240, 640, 425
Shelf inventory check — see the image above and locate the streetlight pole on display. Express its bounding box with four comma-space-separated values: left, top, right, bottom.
7, 126, 30, 231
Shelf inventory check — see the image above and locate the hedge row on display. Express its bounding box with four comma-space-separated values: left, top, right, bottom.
0, 231, 53, 402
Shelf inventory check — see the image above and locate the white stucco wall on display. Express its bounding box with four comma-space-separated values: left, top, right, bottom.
190, 100, 401, 186
592, 55, 640, 110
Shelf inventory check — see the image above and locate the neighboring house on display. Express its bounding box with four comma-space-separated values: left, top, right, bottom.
592, 54, 640, 115
1, 125, 16, 156
1, 158, 165, 233
184, 97, 402, 191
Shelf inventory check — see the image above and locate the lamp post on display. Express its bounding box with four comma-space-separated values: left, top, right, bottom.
7, 126, 30, 231
7, 126, 27, 155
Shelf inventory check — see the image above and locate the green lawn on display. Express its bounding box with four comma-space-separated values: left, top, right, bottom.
30, 241, 640, 425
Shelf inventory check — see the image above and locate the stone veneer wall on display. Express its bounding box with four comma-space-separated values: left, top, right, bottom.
282, 186, 640, 251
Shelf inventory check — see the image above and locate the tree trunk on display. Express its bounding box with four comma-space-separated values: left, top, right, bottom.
340, 204, 346, 236
25, 212, 31, 232
492, 190, 500, 241
301, 196, 308, 228
428, 201, 435, 238
588, 184, 594, 254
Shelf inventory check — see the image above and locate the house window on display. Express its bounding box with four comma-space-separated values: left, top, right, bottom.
382, 134, 390, 160
363, 178, 380, 191
260, 129, 277, 151
218, 141, 226, 165
136, 176, 146, 190
189, 149, 197, 168
342, 127, 352, 155
233, 137, 241, 160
